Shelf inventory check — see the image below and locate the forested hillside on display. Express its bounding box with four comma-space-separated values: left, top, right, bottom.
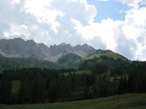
0, 47, 131, 71
0, 54, 61, 72
0, 61, 146, 104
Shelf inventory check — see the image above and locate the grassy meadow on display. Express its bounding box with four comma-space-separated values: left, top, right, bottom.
0, 93, 146, 109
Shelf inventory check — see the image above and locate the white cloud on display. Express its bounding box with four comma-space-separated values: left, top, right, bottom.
22, 0, 62, 33
0, 0, 146, 60
11, 0, 20, 5
122, 0, 146, 5
71, 0, 146, 60
72, 18, 120, 50
4, 23, 29, 38
98, 0, 108, 1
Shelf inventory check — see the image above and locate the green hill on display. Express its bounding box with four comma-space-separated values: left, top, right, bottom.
1, 93, 146, 109
79, 49, 130, 71
86, 49, 128, 61
57, 53, 82, 69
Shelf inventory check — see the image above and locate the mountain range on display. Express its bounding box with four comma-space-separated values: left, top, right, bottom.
0, 38, 129, 70
0, 38, 95, 62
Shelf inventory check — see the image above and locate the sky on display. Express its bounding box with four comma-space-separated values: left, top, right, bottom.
0, 0, 146, 61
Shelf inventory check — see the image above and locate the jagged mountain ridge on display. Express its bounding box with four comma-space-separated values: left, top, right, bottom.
0, 38, 130, 70
0, 38, 95, 62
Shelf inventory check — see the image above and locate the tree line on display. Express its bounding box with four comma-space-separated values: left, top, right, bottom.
0, 61, 146, 104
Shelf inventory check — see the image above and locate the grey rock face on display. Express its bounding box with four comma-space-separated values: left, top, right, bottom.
0, 38, 95, 62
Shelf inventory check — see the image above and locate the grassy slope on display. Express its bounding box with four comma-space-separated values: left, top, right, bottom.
85, 50, 128, 61
1, 93, 146, 109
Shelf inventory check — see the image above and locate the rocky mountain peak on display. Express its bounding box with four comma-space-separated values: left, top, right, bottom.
0, 38, 96, 62
75, 44, 95, 52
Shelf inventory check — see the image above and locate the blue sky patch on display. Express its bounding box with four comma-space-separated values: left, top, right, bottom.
87, 0, 129, 22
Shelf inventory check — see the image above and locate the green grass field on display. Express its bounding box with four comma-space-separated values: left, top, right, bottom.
0, 93, 146, 109
11, 80, 20, 94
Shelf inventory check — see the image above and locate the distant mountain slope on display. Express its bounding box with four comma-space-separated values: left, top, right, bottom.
49, 43, 95, 61
79, 49, 130, 71
86, 49, 128, 61
0, 38, 50, 60
0, 38, 130, 71
0, 38, 95, 62
57, 53, 82, 69
0, 54, 61, 72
